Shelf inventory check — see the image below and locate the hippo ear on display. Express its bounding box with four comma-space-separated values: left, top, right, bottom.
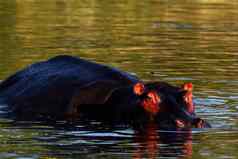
182, 82, 193, 92
133, 83, 145, 95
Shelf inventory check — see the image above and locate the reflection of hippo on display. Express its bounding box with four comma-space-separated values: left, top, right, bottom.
0, 55, 210, 128
134, 123, 194, 158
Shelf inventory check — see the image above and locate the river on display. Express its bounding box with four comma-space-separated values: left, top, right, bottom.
0, 0, 238, 158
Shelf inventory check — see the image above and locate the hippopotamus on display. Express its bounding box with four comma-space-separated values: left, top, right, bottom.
0, 55, 210, 128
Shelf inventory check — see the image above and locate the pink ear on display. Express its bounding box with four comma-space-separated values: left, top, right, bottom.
182, 83, 193, 92
133, 83, 145, 95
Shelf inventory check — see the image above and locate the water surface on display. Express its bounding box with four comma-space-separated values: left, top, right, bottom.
0, 0, 238, 158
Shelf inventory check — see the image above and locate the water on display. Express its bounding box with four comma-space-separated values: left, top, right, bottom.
0, 0, 238, 158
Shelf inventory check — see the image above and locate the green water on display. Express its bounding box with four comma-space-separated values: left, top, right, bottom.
0, 0, 238, 158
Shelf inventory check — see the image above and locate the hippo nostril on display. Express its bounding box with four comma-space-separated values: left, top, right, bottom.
175, 119, 185, 128
193, 118, 211, 128
193, 118, 204, 128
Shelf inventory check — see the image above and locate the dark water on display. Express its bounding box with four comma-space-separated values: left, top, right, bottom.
0, 0, 238, 158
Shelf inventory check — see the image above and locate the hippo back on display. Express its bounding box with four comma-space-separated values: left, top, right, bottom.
0, 55, 139, 109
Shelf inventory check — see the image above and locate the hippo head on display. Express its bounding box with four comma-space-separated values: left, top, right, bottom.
89, 80, 210, 128
135, 82, 211, 129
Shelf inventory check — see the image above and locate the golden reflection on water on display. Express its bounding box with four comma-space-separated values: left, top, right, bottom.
0, 0, 238, 158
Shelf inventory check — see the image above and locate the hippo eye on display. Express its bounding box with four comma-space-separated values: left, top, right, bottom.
147, 91, 160, 104
182, 91, 194, 113
141, 91, 160, 115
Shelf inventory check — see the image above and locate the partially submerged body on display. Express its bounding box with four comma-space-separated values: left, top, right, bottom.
0, 55, 210, 128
